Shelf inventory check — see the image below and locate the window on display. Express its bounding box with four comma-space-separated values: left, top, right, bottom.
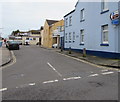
101, 0, 108, 11
80, 29, 84, 44
102, 25, 108, 44
33, 38, 36, 40
65, 18, 68, 27
65, 33, 68, 41
80, 9, 85, 21
69, 16, 72, 26
73, 32, 75, 42
69, 32, 72, 41
26, 38, 29, 40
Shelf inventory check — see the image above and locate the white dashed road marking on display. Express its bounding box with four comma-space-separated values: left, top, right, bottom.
101, 72, 114, 75
0, 88, 7, 92
63, 76, 81, 81
43, 80, 58, 84
47, 62, 62, 77
88, 74, 99, 77
28, 83, 36, 86
101, 69, 109, 72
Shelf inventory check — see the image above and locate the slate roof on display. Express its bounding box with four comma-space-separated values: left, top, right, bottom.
46, 20, 58, 26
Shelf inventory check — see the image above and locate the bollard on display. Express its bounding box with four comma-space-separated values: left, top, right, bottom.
69, 47, 71, 54
83, 48, 86, 57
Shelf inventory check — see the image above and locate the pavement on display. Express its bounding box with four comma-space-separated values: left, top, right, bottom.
0, 45, 12, 67
43, 47, 120, 69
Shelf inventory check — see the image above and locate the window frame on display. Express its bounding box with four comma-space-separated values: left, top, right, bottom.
69, 32, 72, 42
65, 18, 68, 27
101, 0, 109, 13
80, 8, 85, 22
69, 16, 72, 26
80, 29, 84, 44
101, 24, 109, 44
73, 32, 75, 42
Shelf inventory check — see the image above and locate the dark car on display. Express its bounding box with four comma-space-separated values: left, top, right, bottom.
6, 41, 20, 50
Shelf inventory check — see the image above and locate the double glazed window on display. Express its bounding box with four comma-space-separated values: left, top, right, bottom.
69, 16, 72, 26
65, 18, 68, 27
102, 25, 108, 44
65, 33, 68, 41
80, 29, 84, 44
69, 32, 72, 41
73, 32, 75, 42
101, 0, 108, 11
80, 9, 85, 21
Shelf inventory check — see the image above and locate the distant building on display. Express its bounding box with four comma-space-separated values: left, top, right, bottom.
12, 30, 41, 45
64, 0, 120, 58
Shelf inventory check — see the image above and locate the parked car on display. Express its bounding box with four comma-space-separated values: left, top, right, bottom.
6, 40, 13, 48
52, 43, 58, 48
15, 41, 22, 45
6, 41, 20, 50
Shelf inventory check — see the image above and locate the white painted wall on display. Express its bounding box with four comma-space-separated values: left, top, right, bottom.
64, 2, 120, 54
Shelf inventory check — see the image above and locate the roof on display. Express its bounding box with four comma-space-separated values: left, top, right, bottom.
46, 20, 58, 26
75, 0, 79, 7
64, 9, 75, 18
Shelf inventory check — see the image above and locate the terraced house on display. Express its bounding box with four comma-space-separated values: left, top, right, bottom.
64, 0, 120, 58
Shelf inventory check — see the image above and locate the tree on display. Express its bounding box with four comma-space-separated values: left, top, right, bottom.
11, 30, 20, 36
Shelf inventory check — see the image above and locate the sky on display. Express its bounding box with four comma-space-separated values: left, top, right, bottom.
0, 0, 78, 38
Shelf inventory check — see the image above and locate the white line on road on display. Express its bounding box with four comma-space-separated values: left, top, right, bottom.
0, 88, 7, 92
101, 71, 114, 75
88, 74, 99, 77
47, 62, 62, 77
28, 83, 36, 86
63, 76, 81, 81
43, 80, 58, 84
101, 69, 109, 72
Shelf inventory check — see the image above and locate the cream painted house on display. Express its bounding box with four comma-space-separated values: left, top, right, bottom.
16, 30, 41, 45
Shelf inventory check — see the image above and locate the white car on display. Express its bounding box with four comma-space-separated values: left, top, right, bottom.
52, 43, 58, 48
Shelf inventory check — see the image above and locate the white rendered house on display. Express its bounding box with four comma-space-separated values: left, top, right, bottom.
64, 0, 120, 58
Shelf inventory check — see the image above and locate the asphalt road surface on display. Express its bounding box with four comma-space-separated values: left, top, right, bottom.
2, 45, 119, 100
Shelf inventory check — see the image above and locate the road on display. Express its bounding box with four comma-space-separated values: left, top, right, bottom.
2, 45, 119, 100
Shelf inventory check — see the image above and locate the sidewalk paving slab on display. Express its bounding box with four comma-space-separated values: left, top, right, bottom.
43, 47, 120, 68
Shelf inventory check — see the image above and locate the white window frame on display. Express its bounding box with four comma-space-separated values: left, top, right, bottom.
73, 32, 75, 42
101, 0, 108, 11
65, 33, 68, 41
80, 8, 85, 21
69, 16, 72, 26
102, 25, 108, 44
80, 29, 84, 44
65, 18, 68, 27
69, 32, 72, 41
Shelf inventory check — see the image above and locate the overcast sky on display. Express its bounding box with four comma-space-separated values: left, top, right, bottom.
0, 0, 78, 38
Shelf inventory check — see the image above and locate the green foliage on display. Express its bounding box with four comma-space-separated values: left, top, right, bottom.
11, 29, 20, 36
